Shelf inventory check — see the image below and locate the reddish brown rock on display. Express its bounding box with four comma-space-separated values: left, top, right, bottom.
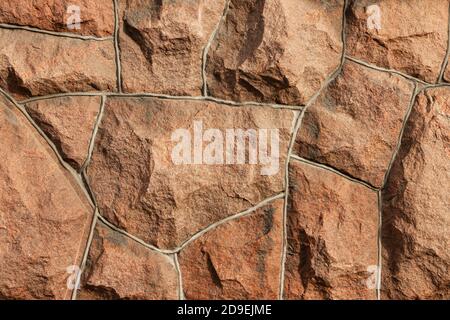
0, 29, 116, 100
0, 0, 114, 37
119, 0, 227, 95
0, 93, 94, 299
87, 97, 294, 250
444, 61, 450, 83
346, 0, 449, 83
284, 160, 378, 300
179, 199, 283, 299
206, 0, 344, 105
78, 221, 178, 300
25, 96, 101, 171
381, 88, 450, 300
294, 61, 414, 188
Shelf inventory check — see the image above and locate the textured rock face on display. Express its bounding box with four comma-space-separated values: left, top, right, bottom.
284, 160, 378, 300
382, 88, 450, 300
0, 29, 116, 100
206, 0, 344, 105
78, 221, 178, 300
346, 0, 449, 83
1, 1, 449, 301
294, 61, 414, 187
119, 0, 227, 95
0, 94, 93, 299
25, 96, 101, 171
0, 0, 114, 37
179, 199, 283, 300
87, 97, 294, 249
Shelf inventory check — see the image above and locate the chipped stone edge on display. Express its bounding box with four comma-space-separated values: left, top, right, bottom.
381, 83, 419, 188
346, 56, 429, 85
438, 2, 450, 83
0, 23, 113, 41
202, 0, 231, 96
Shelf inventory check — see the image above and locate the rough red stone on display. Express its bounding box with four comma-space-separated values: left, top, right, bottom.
284, 160, 378, 300
206, 0, 344, 105
0, 28, 116, 100
25, 96, 101, 171
87, 97, 294, 250
0, 93, 94, 299
294, 61, 414, 187
119, 0, 227, 95
179, 199, 283, 300
78, 221, 178, 300
0, 0, 114, 37
381, 88, 450, 300
346, 0, 449, 83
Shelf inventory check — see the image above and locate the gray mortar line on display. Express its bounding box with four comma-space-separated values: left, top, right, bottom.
438, 3, 450, 83
113, 0, 123, 93
71, 210, 99, 300
108, 93, 305, 110
95, 214, 176, 255
177, 192, 286, 252
78, 96, 107, 208
0, 23, 113, 41
381, 83, 418, 188
95, 193, 285, 256
278, 0, 349, 300
346, 56, 429, 85
0, 88, 95, 209
278, 111, 302, 300
80, 95, 106, 173
202, 0, 231, 96
19, 92, 304, 110
173, 253, 185, 300
376, 190, 383, 300
19, 92, 105, 104
290, 155, 378, 192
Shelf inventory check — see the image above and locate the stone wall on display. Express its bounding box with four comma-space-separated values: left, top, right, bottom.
0, 0, 448, 300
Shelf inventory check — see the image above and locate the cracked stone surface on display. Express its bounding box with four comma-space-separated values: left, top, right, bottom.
346, 0, 449, 83
179, 199, 283, 300
206, 0, 344, 105
294, 61, 414, 188
381, 87, 450, 300
78, 221, 178, 300
86, 97, 294, 250
0, 1, 449, 301
0, 94, 93, 299
284, 160, 378, 300
25, 96, 101, 171
119, 0, 227, 95
0, 0, 114, 37
0, 28, 116, 100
